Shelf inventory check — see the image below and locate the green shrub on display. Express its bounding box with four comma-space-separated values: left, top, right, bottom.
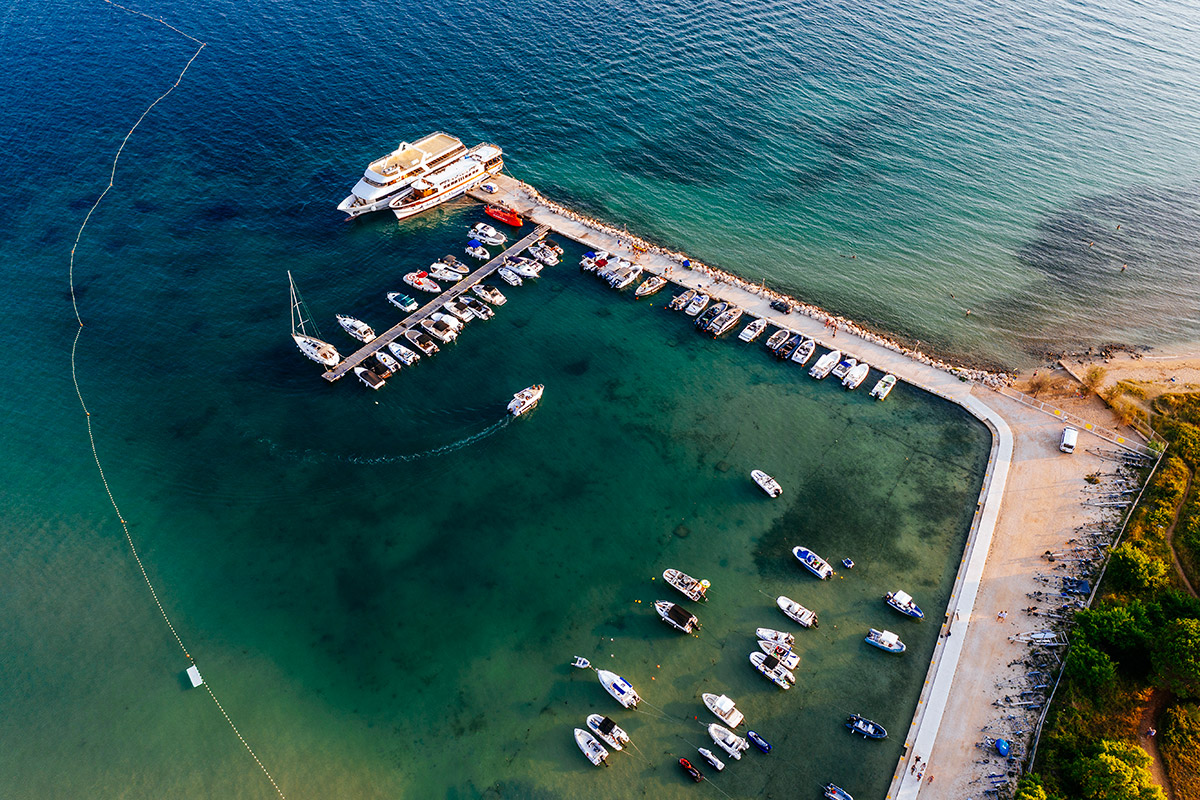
1159, 703, 1200, 800
1071, 740, 1165, 800
1066, 641, 1118, 693
1152, 619, 1200, 699
1108, 543, 1170, 592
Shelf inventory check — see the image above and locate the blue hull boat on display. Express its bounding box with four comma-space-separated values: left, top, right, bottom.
747, 730, 772, 753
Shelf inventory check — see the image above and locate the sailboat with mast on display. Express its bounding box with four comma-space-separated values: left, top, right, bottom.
289, 271, 341, 367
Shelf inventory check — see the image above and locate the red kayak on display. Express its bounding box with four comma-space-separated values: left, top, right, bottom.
679, 757, 704, 782
484, 205, 522, 227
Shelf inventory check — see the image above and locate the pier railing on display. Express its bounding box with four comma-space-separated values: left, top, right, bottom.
993, 386, 1163, 458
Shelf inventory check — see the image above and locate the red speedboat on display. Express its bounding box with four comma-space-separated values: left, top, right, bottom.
679, 757, 704, 782
484, 205, 522, 227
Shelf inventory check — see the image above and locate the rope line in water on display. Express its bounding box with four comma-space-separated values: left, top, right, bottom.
69, 5, 285, 798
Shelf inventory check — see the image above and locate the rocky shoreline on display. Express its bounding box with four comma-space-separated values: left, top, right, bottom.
516, 181, 1016, 390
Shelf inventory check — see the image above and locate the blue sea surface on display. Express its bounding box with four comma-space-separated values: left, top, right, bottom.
1, 0, 1197, 797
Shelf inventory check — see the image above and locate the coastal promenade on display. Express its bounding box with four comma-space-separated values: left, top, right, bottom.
470, 175, 1132, 798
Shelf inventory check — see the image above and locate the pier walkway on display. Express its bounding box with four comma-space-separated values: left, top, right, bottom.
321, 223, 549, 382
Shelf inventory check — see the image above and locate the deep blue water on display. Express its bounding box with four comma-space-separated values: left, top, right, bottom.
1, 0, 1198, 797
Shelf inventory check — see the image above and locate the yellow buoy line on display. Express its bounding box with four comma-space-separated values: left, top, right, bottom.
68, 4, 285, 798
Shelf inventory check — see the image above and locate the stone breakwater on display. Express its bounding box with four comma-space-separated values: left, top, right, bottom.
514, 181, 1015, 390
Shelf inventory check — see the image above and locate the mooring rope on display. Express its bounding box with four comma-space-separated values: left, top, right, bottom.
68, 4, 285, 798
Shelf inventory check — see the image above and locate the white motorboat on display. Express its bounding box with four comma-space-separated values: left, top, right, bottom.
427, 264, 463, 282
287, 271, 341, 366
809, 349, 842, 378
831, 357, 858, 380
751, 469, 782, 498
596, 669, 640, 709
866, 628, 906, 653
708, 723, 750, 760
353, 366, 385, 390
469, 222, 506, 246
655, 600, 699, 633
580, 250, 608, 272
777, 595, 818, 628
387, 341, 420, 365
405, 329, 439, 355
471, 284, 507, 305
702, 693, 744, 728
465, 242, 490, 261
756, 627, 794, 648
870, 374, 897, 400
791, 338, 816, 365
462, 297, 494, 320
697, 747, 725, 772
793, 546, 833, 579
337, 132, 467, 217
765, 328, 791, 351
669, 288, 696, 310
508, 384, 544, 417
528, 242, 560, 266
739, 318, 767, 342
663, 569, 709, 602
403, 271, 442, 293
757, 640, 801, 670
336, 314, 376, 343
611, 264, 643, 290
635, 275, 668, 298
430, 311, 463, 332
440, 256, 469, 274
387, 292, 419, 312
497, 267, 523, 286
574, 728, 609, 766
749, 651, 793, 689
586, 714, 630, 751
375, 351, 401, 375
443, 301, 474, 323
885, 590, 925, 620
390, 143, 504, 220
708, 307, 744, 337
843, 362, 870, 389
505, 258, 541, 279
684, 293, 710, 316
419, 318, 457, 342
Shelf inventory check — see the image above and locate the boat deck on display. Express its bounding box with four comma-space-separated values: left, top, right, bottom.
321, 223, 549, 382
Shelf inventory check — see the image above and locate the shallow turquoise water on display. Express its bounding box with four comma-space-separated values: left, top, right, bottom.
2, 0, 1196, 796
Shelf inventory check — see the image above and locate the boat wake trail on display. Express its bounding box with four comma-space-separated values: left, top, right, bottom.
262, 415, 511, 465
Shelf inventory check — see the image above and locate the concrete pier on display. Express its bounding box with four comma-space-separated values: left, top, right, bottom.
321, 223, 549, 382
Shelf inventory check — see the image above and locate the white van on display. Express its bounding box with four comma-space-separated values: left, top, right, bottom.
1059, 427, 1078, 454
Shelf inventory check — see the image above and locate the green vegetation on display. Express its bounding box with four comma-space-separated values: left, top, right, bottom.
1035, 393, 1200, 798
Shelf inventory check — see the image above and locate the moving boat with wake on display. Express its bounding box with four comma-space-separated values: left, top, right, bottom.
508, 384, 543, 417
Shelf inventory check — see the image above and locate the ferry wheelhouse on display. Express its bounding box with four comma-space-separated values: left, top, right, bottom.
389, 144, 504, 221
337, 132, 467, 217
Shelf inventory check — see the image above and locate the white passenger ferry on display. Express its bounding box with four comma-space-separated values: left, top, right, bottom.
337, 132, 467, 217
389, 144, 504, 221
